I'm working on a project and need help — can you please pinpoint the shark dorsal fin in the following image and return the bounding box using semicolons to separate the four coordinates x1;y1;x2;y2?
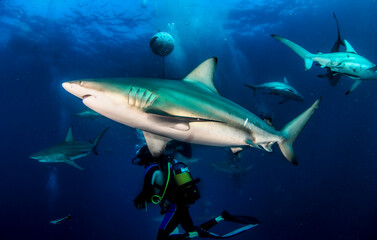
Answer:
183;57;219;93
283;77;289;84
65;126;74;142
344;40;357;54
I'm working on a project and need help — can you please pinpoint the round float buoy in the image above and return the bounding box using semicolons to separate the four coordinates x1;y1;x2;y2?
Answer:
150;32;175;57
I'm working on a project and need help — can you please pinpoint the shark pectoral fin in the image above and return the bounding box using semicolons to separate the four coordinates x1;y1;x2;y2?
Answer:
304;58;314;71
146;109;223;131
183;57;219;94
65;160;85;171
142;131;171;157
344;40;357;54
65;125;74;142
345;80;362;95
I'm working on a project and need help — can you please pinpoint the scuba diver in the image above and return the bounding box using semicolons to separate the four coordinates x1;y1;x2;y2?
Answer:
133;145;261;239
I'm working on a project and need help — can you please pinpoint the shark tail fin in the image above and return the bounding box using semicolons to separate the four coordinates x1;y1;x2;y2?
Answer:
278;98;321;165
244;83;258;96
92;127;109;155
271;34;314;71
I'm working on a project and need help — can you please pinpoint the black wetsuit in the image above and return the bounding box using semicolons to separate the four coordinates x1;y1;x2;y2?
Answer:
134;158;259;239
157;203;195;240
134;160;195;240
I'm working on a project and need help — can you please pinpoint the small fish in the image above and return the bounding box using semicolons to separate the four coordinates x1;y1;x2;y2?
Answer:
50;214;72;224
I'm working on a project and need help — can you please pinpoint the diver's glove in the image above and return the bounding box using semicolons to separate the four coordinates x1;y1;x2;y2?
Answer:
134;193;148;210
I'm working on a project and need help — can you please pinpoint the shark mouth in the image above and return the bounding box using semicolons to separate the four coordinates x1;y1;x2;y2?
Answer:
82;94;92;99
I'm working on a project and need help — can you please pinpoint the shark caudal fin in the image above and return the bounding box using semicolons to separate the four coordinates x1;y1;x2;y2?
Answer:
271;34;314;71
92;127;109;155
244;83;258;96
278;98;321;165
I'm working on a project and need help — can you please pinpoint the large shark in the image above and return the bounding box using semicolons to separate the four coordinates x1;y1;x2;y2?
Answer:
244;77;304;104
62;58;320;165
271;34;377;95
29;126;109;170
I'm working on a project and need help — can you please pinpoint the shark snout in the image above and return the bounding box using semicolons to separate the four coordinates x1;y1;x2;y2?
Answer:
29;154;38;160
62;81;92;100
29;153;42;161
63;81;81;98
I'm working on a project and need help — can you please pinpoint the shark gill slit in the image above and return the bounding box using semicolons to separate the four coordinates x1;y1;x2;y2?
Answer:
128;87;133;106
140;90;152;109
134;88;141;108
137;89;146;109
129;87;137;107
146;93;158;108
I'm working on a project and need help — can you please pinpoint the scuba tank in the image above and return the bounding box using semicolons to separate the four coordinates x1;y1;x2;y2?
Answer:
171;162;200;205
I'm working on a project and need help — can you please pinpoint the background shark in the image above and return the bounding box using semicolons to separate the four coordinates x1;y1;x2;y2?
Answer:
271;34;377;95
29;126;109;170
62;58;320;165
244;77;304;104
74;108;103;120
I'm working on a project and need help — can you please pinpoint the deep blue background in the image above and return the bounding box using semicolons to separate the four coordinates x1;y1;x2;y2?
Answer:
1;1;377;239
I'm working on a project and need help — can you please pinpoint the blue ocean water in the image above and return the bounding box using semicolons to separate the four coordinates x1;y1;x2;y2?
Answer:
1;0;377;239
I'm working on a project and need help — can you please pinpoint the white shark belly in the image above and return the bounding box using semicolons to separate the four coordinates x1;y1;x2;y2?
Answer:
83;95;249;147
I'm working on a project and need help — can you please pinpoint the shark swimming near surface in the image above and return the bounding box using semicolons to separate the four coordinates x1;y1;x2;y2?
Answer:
62;57;320;165
271;33;377;95
29;126;109;170
244;77;304;104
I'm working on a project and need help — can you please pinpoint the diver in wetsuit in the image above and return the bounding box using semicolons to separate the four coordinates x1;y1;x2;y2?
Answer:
133;145;260;239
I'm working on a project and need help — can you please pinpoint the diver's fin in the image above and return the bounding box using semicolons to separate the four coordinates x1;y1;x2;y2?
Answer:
65;160;85;171
221;210;261;225
278;98;321;165
244;83;258;96
183;57;219;93
65;125;74;142
345;80;362;95
92;127;109;155
344;40;357;54
142;131;171;157
197;211;260;239
271;34;314;71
